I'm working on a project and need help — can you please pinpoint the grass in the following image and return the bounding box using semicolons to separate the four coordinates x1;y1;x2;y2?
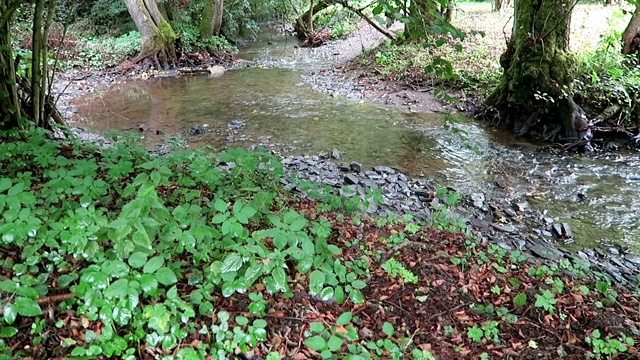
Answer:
353;2;632;99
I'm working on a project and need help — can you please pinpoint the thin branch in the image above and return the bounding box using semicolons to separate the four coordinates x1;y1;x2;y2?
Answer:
334;0;397;41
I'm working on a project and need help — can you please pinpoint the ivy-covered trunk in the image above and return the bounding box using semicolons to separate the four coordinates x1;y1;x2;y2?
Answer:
484;0;586;142
124;0;177;69
200;0;224;38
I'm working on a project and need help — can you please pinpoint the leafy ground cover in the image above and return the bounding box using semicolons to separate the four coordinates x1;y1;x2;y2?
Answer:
0;129;639;359
350;3;635;115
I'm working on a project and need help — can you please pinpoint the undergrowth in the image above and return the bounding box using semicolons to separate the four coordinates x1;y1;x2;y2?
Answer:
0;128;639;359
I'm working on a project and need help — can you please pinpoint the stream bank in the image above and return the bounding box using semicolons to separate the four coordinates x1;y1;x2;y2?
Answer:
55;23;640;287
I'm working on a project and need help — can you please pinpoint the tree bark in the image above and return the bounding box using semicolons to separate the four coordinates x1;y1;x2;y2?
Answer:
124;0;177;69
622;5;640;56
293;1;333;39
0;0;21;129
200;0;224;38
484;0;586;142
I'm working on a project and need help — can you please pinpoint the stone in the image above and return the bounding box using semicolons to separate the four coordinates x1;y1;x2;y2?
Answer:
561;223;572;238
344;174;359;185
374;165;396;174
350;162;363;173
624;254;640;265
331;149;341;160
552;223;563;237
470;192;485;208
189;125;204;135
492;224;518;234
227;119;245;130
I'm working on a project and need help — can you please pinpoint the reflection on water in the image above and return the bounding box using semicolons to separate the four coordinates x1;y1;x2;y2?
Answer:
70;34;640;252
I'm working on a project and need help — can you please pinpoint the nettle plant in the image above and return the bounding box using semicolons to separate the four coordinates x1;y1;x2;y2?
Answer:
0;129;370;358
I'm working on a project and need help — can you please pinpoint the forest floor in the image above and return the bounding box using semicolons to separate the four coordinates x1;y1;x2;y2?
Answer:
2;130;640;359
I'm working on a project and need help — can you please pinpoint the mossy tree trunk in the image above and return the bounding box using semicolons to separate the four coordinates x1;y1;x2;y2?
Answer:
622;4;640;57
484;0;586;142
0;0;21;130
1;0;62;131
124;0;177;69
200;0;224;38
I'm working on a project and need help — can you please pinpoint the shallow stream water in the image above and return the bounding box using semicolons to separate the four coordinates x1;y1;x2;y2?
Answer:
69;28;640;252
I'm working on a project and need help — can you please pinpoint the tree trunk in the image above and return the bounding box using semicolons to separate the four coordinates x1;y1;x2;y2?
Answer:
0;0;21;130
293;1;333;39
200;0;224;38
484;0;586;142
622;5;640;56
124;0;177;69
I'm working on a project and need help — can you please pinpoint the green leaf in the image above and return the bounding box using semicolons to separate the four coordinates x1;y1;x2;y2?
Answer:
327;334;343;351
351;280;366;290
305;335;326;351
382;322;395;336
0;280;16;292
309;270;325;296
143;256;164;274
213;199;228;212
310;322;324;333
155;267;177;286
319;287;334;302
235;316;249;326
271;267;288;293
3;303;17;325
298;257;313;274
0;178;11;193
15;286;38;299
128;252;148;268
221;253;244;273
105;279;129;299
513;293;527;307
336;312;352;326
289;218;307;232
212;213;228;224
0;326;17;338
139;274;158;294
349;289;365;304
7;181;25;197
14;297;41;317
327;245;341;255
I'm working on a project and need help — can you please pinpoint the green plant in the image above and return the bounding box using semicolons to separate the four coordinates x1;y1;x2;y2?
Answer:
534;289;558;315
381;258;418;284
428;187;466;233
467;321;500;344
585;330;635;359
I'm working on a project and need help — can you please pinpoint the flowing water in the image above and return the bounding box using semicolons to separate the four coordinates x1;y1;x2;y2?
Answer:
69;28;640;252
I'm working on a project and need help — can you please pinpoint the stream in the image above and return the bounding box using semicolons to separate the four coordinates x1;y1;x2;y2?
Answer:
68;27;640;254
